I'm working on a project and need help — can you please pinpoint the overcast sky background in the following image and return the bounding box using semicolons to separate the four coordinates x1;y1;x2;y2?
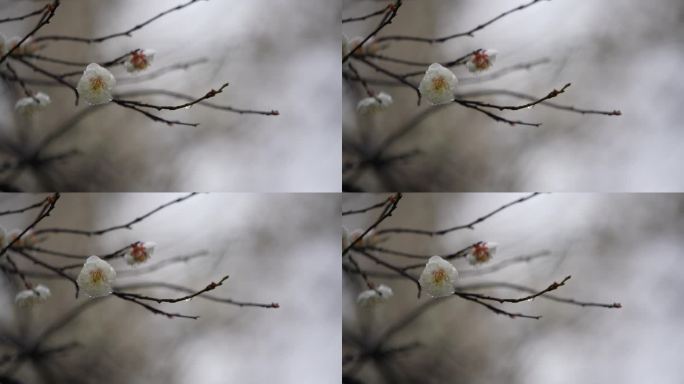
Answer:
343;0;684;191
0;193;340;383
0;0;340;192
343;193;684;383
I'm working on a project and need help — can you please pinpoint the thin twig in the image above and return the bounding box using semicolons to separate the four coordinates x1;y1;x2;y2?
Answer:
35;193;198;236
34;0;208;44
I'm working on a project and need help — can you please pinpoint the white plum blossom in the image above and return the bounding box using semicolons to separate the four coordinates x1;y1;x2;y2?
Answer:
357;284;394;307
357;92;393;114
125;49;156;73
7;229;22;247
15;92;51;115
6;36;38;56
77;255;117;298
77;63;116;105
419;255;458;298
349;228;381;248
7;228;37;248
15;284;51;307
124;241;156;265
466;49;498;73
419;63;458;105
5;36;21;56
467;242;498;265
345;36;386;56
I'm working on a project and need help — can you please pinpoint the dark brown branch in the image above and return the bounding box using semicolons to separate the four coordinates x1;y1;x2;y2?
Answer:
115;275;230;304
343;193;401;255
113;100;199;127
112;293;199;319
354;249;422;297
456;88;622;116
377;0;549;44
0;196;49;216
35;193;198;236
11;249;79;297
0;194;59;258
454;293;542;319
0;4;50;24
34;0;208;44
0;0;59;65
115;282;280;308
22;50;135;70
12;57;79;105
458;281;622;309
458;275;572;304
343;195;395;216
113;83;230;111
343;4;392;24
455;99;542;127
456;83;572;111
345;254;375;290
355;57;421;103
343;0;402;63
378;193;542;236
115;89;280;116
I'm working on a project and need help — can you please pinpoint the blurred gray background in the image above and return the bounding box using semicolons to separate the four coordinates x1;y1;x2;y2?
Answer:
343;0;684;191
0;0;341;192
0;193;340;383
343;193;684;383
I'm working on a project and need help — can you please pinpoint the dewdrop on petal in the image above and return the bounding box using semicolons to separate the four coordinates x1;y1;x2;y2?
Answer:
77;63;116;105
15;92;51;115
124;241;156;265
467;241;498;265
125;49;156;73
15;284;51;308
77;255;117;298
357;284;394;307
419;256;458;298
357;92;393;114
419;63;458;105
466;49;498;73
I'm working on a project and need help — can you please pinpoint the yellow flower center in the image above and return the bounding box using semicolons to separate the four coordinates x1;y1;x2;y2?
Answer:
431;76;448;92
432;268;448;285
89;76;106;92
90;269;105;284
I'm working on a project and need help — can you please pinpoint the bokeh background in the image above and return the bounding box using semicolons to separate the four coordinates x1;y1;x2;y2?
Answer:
0;0;341;192
0;193;340;383
343;0;684;191
343;193;684;383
